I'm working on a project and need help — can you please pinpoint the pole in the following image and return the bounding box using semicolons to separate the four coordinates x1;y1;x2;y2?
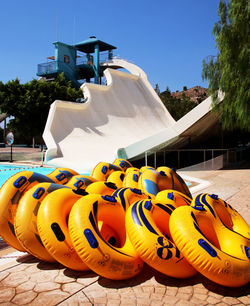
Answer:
94;44;100;84
4;119;6;139
212;149;214;169
10;144;13;162
203;150;206;168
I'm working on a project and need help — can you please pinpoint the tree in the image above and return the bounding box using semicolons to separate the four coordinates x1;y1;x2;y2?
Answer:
0;73;83;144
202;0;250;131
159;89;195;121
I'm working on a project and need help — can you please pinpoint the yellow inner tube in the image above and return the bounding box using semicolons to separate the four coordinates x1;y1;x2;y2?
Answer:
69;194;144;280
65;175;97;190
112;158;133;171
14;182;69;262
155;189;192;207
0;168;78;251
169;193;250;287
126;199;197;278
112;187;149;211
157;166;192;198
85;181;117;195
138;168;173;198
107;171;125;189
37;188;89;271
0;171;55;251
122;168;140;189
90;162;122;181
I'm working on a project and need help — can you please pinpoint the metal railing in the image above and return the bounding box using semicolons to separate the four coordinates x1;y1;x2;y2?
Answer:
77;52;115;66
37;60;78;80
144;146;250;169
37;61;57;75
76;57;88;65
38;51;115;76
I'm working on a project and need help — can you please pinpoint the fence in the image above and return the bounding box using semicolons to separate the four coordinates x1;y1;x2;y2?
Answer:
0;146;44;164
0;145;248;170
143;146;250;170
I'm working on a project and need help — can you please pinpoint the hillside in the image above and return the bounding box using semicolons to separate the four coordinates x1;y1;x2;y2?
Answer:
171;86;208;104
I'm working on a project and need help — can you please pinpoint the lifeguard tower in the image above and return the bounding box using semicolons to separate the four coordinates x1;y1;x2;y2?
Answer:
37;36;116;88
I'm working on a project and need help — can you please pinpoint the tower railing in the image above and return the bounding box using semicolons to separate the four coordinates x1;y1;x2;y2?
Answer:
76;52;115;66
76;57;88;65
37;61;57;75
38;53;116;75
38;60;78;77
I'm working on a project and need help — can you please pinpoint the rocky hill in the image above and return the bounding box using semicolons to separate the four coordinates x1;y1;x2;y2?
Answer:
171;86;208;104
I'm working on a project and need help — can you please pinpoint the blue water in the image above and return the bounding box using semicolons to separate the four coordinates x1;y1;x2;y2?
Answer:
0;164;26;170
0;164;55;188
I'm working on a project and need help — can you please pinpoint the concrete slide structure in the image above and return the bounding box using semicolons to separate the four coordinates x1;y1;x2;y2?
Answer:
43;59;223;174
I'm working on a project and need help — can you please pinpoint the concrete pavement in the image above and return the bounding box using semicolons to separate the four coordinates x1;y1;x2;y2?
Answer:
179;166;250;224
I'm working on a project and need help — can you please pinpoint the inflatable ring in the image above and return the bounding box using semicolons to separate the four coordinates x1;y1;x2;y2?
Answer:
66;175;97;190
169;193;250;287
15;183;69;262
138;168;173;198
91;162;122;181
37;188;89;270
69;194;144;279
123;168;140;189
195;194;249;239
37;188;88;271
85;181;117;195
155;190;192;207
107;171;125;189
157;166;192;198
112;158;133;171
0;171;55;251
126;199;197;278
47;168;79;184
140;166;155;172
112;187;148;211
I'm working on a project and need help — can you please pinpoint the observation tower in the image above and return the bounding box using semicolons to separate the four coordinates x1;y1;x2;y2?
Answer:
37;36;116;88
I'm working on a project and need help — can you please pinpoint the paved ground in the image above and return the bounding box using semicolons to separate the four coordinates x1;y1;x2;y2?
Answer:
0;155;249;305
0;146;43;163
179;166;250;224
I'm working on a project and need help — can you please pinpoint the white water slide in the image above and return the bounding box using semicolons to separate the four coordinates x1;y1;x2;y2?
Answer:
43;59;223;174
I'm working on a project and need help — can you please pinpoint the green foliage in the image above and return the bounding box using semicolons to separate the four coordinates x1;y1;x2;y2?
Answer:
159;89;196;121
202;0;250;131
0;73;83;144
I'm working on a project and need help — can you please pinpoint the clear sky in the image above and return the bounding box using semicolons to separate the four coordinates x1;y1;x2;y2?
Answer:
0;0;220;92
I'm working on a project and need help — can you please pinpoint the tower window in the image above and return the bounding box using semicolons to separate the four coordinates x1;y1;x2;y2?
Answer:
64;55;70;63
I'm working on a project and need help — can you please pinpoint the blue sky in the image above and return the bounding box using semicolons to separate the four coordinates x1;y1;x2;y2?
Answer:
0;0;220;92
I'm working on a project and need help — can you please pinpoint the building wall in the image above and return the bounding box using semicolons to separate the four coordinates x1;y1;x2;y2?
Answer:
54;42;76;76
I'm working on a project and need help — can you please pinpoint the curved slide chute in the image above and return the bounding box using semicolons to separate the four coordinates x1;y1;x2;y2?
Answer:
43;59;223;174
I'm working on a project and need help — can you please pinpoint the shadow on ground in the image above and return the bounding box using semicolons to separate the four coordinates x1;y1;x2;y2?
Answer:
12;255;250;298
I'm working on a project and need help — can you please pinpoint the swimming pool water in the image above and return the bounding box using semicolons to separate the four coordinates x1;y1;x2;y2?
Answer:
0;165;55;188
0;165;26;170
